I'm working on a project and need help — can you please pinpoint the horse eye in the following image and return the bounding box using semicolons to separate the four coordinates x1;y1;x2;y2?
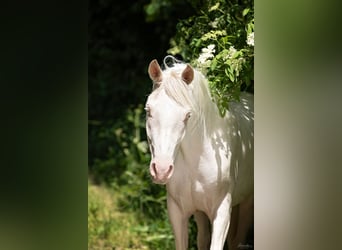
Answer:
184;112;191;122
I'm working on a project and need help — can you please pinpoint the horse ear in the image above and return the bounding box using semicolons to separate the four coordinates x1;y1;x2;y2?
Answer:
148;59;162;83
182;64;194;85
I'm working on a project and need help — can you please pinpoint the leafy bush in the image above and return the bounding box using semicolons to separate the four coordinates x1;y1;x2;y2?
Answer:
166;0;254;115
89;105;162;203
89;106;147;182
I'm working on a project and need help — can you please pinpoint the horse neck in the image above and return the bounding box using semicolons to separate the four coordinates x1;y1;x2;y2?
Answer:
181;118;204;152
179;106;223;161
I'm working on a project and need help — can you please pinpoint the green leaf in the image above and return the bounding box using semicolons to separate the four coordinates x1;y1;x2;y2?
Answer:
228;73;235;83
209;2;220;12
195;38;202;48
242;8;250;17
210;58;218;71
224;68;230;77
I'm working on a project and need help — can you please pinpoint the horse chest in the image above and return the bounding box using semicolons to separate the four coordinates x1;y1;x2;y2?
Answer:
167;169;229;215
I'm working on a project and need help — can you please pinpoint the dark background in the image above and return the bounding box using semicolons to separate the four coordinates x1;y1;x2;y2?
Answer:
89;0;194;121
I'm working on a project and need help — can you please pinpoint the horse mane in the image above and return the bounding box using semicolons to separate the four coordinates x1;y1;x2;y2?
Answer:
152;56;220;133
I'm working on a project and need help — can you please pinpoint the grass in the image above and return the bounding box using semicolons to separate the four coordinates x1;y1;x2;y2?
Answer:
88;181;175;250
88;182;148;250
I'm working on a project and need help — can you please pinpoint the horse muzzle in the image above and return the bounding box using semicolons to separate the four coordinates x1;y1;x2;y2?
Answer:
149;157;174;185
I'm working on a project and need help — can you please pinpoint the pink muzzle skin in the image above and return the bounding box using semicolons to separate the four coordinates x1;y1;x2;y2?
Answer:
149;158;174;184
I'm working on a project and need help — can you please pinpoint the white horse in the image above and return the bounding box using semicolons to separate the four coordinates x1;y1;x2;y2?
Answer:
145;57;254;250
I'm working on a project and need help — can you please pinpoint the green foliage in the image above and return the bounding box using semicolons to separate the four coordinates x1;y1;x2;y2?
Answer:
89;105;149;185
89;106;148;184
167;0;254;116
144;0;195;22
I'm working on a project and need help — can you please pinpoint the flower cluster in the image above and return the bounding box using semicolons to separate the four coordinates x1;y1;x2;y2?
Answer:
197;44;215;67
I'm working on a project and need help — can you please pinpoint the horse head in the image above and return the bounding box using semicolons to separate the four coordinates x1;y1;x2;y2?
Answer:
145;59;193;184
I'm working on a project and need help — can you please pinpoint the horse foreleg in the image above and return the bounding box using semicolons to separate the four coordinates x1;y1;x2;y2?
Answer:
210;194;232;250
167;195;189;250
229;194;254;250
194;211;211;250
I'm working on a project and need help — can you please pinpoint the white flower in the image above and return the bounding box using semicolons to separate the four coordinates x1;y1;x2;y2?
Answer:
224;46;237;60
197;44;216;65
197;54;212;64
203;44;215;54
247;32;254;46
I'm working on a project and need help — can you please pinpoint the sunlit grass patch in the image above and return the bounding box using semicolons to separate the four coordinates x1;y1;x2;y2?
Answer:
88;182;149;250
88;180;177;250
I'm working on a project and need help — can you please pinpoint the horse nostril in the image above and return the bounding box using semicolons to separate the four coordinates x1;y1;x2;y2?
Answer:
151;162;157;177
167;165;174;176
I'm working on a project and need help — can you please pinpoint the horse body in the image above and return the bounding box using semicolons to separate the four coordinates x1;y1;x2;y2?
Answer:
145;58;253;250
